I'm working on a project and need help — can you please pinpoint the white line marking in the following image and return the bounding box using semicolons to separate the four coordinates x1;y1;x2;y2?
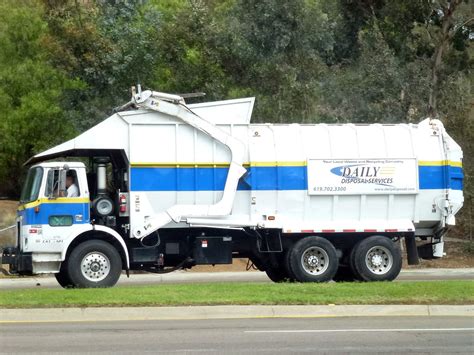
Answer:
245;328;474;334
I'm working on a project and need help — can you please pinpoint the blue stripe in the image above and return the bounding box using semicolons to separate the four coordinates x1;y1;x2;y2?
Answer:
131;165;463;192
18;203;90;225
130;166;307;191
419;166;463;190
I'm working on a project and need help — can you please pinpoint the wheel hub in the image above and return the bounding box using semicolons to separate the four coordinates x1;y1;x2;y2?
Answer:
365;246;394;275
307;255;319;266
90;262;101;272
371;254;383;267
301;246;329;275
81;252;111;282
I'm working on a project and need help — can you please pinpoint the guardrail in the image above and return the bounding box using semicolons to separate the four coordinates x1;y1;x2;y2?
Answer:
0;225;15;234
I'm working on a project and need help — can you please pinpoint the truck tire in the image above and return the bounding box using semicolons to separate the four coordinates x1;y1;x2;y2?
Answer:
67;240;122;288
54;261;73;288
352;236;402;281
284;248;296;280
288;237;338;282
263;250;297;282
348;243;361;280
265;267;290;282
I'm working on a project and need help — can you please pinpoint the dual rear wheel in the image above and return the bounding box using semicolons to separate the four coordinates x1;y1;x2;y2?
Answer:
348;236;402;282
264;235;402;283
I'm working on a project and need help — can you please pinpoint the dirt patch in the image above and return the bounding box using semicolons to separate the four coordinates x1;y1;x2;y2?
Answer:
404;240;474;269
0;200;17;247
0;200;17;223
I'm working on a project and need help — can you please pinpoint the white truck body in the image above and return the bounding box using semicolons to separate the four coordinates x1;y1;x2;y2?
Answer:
2;89;464;287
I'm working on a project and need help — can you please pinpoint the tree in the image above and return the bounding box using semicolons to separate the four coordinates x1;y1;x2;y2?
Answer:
426;0;473;118
150;0;231;101
0;0;79;197
41;0;162;131
214;0;337;123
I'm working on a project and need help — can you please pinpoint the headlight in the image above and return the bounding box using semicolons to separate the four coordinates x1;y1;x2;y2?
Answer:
93;196;114;217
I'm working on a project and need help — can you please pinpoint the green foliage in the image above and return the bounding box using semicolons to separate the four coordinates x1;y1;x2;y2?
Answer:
215;0;336;122
0;0;471;238
150;0;230;100
320;24;431;123
41;0;162;131
0;0;79;197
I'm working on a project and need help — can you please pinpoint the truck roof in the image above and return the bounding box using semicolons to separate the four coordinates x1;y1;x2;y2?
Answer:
32;162;86;169
25;91;436;166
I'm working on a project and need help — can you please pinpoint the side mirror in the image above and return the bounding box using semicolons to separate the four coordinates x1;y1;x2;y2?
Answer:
59;170;67;196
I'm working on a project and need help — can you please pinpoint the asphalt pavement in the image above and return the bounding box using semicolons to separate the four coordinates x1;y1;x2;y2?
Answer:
1;316;473;354
0;268;473;290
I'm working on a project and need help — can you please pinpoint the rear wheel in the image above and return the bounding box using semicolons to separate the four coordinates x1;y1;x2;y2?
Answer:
265;267;287;282
288;237;338;282
352;236;402;281
67;240;122;288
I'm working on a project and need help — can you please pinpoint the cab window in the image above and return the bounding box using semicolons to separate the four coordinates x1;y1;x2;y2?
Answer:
45;169;80;198
45;169;59;197
20;167;43;203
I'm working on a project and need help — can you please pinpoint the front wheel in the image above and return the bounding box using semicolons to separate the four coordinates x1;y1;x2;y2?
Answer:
67;240;122;288
352;236;402;281
288;237;338;282
54;261;73;288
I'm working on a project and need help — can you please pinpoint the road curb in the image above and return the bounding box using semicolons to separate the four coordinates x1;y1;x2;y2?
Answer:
1;305;473;323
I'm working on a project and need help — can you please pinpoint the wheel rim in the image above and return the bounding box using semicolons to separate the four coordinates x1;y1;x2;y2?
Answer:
301;246;329;275
365;246;393;275
81;252;111;282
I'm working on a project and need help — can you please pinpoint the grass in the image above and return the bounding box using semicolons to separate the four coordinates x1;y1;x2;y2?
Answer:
0;281;473;308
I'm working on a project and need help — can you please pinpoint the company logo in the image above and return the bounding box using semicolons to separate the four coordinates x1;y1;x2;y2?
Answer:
330;164;395;186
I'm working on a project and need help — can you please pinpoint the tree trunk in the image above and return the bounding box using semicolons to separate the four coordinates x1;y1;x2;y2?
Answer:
428;0;462;118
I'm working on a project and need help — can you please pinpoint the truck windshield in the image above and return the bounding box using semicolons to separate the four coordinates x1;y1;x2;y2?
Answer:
20;167;43;203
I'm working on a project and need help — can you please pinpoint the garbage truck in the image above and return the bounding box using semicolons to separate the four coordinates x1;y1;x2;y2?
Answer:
0;87;464;287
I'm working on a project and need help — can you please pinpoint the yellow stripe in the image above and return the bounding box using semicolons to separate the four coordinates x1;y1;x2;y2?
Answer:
131;161;308;168
131;162;231;168
418;160;462;167
249;161;306;167
19;197;90;210
132;160;462;168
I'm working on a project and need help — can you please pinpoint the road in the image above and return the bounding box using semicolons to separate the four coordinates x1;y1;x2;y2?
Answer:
1;316;472;353
0;268;473;289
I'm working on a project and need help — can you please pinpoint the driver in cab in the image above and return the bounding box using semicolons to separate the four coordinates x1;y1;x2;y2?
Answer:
65;171;79;197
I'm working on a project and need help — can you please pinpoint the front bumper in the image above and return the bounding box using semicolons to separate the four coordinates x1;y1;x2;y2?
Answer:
1;247;33;275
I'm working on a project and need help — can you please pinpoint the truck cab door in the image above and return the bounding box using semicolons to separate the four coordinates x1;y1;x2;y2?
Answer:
17;166;90;255
43;167;90;226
